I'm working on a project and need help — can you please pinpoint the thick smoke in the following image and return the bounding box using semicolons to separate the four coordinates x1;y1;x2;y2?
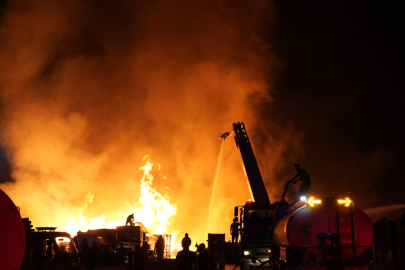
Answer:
0;1;298;242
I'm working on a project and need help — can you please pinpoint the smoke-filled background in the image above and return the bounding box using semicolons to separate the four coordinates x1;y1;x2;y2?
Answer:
0;0;281;243
0;0;404;244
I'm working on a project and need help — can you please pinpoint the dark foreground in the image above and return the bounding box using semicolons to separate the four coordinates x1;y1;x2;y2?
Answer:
39;260;246;270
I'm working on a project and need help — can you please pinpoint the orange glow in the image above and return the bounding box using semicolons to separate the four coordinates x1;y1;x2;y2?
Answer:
0;0;298;247
60;156;177;237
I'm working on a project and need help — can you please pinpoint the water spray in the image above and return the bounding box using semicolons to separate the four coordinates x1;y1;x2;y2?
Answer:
206;140;224;234
206;130;232;234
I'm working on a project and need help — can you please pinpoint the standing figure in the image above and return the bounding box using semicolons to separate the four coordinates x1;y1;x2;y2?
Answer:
197;243;210;270
174;235;196;270
154;235;165;260
182;233;191;248
289;163;311;200
230;217;240;243
126;214;135;226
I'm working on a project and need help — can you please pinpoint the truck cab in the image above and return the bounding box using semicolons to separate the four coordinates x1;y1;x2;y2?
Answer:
237;201;277;269
32;227;80;268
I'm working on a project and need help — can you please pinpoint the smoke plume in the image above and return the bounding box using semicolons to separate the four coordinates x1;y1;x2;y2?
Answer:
0;0;299;243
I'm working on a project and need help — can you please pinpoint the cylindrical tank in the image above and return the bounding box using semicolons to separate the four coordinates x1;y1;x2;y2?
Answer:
0;189;26;270
274;197;374;258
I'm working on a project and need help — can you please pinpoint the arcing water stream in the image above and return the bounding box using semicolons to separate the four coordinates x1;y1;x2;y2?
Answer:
206;139;225;234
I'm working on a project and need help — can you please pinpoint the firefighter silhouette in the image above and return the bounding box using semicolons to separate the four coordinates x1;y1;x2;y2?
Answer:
126;214;134;226
197;243;210;270
175;234;196;270
289;163;311;199
154;235;165;259
230;217;240;243
182;233;191;248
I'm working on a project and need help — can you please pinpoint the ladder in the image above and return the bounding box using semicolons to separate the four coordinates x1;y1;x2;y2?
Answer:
337;203;356;259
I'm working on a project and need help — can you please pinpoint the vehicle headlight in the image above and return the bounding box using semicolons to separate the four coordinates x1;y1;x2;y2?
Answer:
243;250;252;256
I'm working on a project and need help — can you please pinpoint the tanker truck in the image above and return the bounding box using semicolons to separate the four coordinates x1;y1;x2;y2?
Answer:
223;122;374;270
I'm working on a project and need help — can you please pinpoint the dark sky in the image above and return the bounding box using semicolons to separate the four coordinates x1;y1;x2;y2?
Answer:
0;0;11;183
257;1;404;209
0;1;404;212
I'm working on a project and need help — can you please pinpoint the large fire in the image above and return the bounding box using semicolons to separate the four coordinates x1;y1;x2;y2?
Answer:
0;0;281;253
60;156;177;240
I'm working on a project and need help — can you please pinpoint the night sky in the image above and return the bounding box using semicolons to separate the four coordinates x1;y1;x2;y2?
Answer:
0;1;404;221
258;1;404;210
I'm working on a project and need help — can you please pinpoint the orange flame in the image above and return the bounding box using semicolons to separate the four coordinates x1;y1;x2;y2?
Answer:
60;156;177;237
136;156;177;234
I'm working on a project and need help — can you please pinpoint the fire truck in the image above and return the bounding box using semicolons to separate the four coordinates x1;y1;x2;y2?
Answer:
223;122;374;270
84;223;149;252
20;221;81;269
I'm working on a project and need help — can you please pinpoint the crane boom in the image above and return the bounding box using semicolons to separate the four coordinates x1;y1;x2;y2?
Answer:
232;122;270;204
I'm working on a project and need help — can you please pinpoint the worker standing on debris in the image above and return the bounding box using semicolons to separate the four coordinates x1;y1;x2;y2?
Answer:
289;163;311;199
230;217;240;243
126;214;134;226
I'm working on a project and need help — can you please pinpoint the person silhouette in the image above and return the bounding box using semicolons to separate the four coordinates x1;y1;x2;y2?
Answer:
289;163;311;200
230;217;240;243
197;243;209;270
182;233;191;248
154;235;165;259
126;214;134;226
175;235;196;270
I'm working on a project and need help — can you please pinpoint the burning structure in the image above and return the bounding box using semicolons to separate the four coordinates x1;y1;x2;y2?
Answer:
0;0;285;247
